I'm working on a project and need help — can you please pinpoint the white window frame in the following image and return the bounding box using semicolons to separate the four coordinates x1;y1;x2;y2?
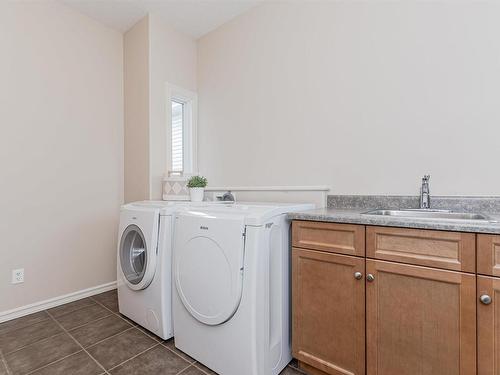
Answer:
166;83;197;174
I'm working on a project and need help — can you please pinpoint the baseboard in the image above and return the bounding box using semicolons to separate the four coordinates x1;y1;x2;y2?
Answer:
0;281;117;323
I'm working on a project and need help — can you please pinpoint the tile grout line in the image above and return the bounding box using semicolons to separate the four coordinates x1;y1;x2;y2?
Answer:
47;300;98;320
89;296;142;330
0;297;98;345
1;293;119;375
106;343;161;372
3;292;296;375
89;294;196;372
88;296;166;346
91;292;221;375
0;313;51;336
65;311;114;332
136;327;162;343
192;362;216;375
0;349;13;375
159;342;196;364
85;326;136;350
89;296;167;346
2;330;66;356
24;350;85;375
4;335;73;374
89;295;116;312
88;296;133;325
46;310;111;375
0;315;56;357
175;363;195;375
3;307;118;357
91;295;204;371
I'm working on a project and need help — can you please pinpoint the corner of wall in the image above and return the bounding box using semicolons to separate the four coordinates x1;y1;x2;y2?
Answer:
123;14;150;203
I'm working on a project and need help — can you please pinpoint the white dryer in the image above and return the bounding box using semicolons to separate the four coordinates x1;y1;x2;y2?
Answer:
172;202;314;375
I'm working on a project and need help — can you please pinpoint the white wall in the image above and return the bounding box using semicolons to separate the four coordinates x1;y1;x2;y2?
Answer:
149;13;198;200
124;16;150;203
197;2;500;196
0;2;123;312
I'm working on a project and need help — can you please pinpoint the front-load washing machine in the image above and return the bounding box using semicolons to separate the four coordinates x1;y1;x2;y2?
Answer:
172;202;314;375
117;201;178;339
117;200;223;339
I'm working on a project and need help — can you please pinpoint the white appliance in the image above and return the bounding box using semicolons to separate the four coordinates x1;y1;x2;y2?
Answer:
117;201;177;339
172;202;314;375
117;200;221;339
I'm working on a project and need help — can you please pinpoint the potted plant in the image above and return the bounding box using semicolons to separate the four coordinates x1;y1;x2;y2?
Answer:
187;175;208;202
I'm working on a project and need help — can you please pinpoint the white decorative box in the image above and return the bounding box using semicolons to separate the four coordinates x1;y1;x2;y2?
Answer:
162;171;191;201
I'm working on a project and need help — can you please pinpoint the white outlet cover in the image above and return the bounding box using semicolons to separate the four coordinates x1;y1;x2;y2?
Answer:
12;268;24;284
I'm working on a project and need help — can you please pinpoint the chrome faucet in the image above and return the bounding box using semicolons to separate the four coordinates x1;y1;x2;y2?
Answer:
221;190;235;202
420;175;431;209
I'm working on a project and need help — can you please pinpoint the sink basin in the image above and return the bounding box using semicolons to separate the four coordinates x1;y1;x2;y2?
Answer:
362;209;495;221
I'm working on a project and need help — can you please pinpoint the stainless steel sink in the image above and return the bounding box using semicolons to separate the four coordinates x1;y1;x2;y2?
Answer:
362;209;495;221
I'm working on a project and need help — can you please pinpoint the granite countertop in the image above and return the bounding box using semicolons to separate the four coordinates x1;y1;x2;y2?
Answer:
287;195;500;234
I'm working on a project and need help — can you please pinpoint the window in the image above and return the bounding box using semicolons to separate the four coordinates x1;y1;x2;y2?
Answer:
171;100;184;172
167;84;197;174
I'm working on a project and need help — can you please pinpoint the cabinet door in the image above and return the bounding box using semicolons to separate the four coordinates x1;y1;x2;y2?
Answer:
292;248;365;375
366;259;476;375
477;275;500;375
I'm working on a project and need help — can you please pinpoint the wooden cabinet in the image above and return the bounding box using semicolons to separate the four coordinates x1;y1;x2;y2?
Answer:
366;226;476;272
366;259;476;375
292;221;482;375
477;275;500;375
293;220;365;257
292;248;365;375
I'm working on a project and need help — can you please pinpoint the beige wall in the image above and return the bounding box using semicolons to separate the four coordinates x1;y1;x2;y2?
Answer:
149;13;198;200
0;2;123;312
124;16;150;203
123;13;197;201
197;2;500;196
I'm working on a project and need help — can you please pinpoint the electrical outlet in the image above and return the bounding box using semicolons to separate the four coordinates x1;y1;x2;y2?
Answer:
12;268;24;284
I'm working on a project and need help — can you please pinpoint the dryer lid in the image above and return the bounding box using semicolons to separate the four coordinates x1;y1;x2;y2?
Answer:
174;212;245;326
171;202;315;226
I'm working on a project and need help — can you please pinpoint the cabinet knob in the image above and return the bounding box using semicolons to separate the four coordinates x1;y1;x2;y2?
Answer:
480;294;492;305
354;272;363;280
366;274;375;282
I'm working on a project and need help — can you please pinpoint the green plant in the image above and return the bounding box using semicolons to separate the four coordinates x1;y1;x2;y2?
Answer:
187;175;208;188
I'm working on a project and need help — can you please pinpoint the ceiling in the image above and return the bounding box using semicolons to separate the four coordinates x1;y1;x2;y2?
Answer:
62;0;262;38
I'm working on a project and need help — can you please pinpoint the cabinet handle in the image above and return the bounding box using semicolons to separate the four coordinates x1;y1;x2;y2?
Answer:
480;294;492;305
354;272;363;280
366;274;375;282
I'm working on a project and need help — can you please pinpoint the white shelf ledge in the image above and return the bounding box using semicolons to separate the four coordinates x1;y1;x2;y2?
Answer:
204;186;330;192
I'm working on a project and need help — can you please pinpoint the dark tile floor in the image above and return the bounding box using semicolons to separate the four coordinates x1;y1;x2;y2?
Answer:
0;290;304;375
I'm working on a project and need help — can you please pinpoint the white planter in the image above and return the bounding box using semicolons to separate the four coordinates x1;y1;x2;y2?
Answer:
189;187;205;202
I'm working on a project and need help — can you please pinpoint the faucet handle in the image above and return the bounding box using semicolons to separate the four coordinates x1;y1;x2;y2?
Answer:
423;174;430;182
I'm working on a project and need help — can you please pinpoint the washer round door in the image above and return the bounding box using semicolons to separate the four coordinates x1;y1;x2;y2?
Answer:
119;224;156;290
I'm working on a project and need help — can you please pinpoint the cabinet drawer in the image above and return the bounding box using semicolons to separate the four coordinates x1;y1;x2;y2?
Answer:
292;220;365;257
366;226;475;272
477;234;500;276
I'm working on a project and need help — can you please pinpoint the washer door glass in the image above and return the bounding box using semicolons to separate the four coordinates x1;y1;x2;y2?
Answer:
120;225;147;285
